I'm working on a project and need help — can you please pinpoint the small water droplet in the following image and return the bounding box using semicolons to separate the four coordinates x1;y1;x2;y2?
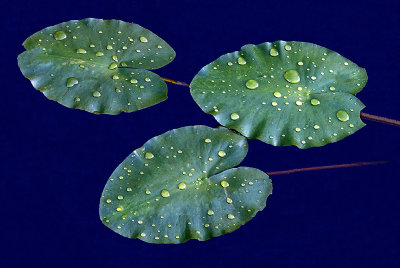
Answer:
298;61;304;66
227;214;235;220
53;31;66;40
269;48;279;56
310;99;320;106
221;180;229;188
140;233;146;237
117;195;123;200
74;97;80;102
218;150;226;157
145;77;151;82
145;189;151;195
66;77;79;88
273;91;282;98
284;45;292;51
271;101;278;106
336;110;349;122
96;51;104;57
130;79;138;84
314;125;320;129
92;91;101;98
230;113;239;120
237;57;246;65
76;48;87;54
311;76;317;80
284;70;300;84
226;197;233;204
245;79;259;89
329;86;335;91
106;45;113;50
106;199;112;203
178;182;187;190
108;62;118;70
112;74;119;80
140;36;148;43
145;152;154;159
205;138;211;143
295;127;301;132
207;209;214;216
296;101;303;106
161;189;170;198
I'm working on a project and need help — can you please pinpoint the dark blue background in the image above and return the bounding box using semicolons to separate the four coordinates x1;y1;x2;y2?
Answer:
1;0;399;267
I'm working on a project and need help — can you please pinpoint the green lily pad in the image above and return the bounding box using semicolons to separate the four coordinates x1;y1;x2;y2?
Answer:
190;41;368;148
18;18;175;114
99;125;272;244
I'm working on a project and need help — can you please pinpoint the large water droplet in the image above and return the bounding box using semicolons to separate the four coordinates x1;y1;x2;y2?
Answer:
270;48;279;57
218;151;226;157
207;209;214;216
178;182;187;190
92;91;101;98
284;70;300;84
273;91;282;98
53;31;66;40
310;99;320;106
96;51;104;57
140;36;148;43
76;48;87;54
221;180;229;188
230;113;239;120
108;62;118;70
66;77;79;88
227;214;235;220
245;79;259;89
145;152;154;159
336;110;349;122
161;189;170;198
237;57;246;65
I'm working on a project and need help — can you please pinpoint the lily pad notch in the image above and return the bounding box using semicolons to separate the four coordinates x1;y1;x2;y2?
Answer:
99;125;273;244
18;18;176;114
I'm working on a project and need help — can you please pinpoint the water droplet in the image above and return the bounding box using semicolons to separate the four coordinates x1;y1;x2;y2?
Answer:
226;197;233;204
130;79;138;84
116;207;123;212
284;70;300;84
295;127;301;132
92;91;101;98
112;55;118;62
336;110;349;122
269;48;279;56
145;77;151;82
108;62;118;70
230;113;239;120
161;189;170;198
76;48;87;54
218;150;226;157
273;91;282;98
314;125;320;130
178;182;187;190
329;86;335;91
117;195;123;200
145;152;154;159
140;36;148;43
310;99;320;106
271;101;278;106
237;57;246;65
207;209;214;216
284;45;292;51
205;138;211;143
66;77;79;88
227;214;235;220
74;97;80;102
106;45;113;50
245;79;259;89
296;101;303;106
140;233;146;237
221;180;229;188
311;76;317;80
112;74;119;80
145;189;151;195
96;51;104;57
127;187;132;192
53;31;66;40
106;199;112;203
298;61;304;66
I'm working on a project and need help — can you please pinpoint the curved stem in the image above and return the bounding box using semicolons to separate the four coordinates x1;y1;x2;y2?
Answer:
267;160;387;176
360;112;400;127
161;77;190;87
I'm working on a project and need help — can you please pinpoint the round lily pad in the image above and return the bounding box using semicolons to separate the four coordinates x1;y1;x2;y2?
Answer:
99;125;272;244
18;18;175;114
190;41;368;148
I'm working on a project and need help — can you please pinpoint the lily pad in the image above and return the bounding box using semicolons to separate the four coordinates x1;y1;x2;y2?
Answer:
190;41;368;148
18;18;175;114
99;125;272;244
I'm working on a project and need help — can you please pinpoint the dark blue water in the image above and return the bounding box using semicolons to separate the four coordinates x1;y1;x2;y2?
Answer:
1;0;399;267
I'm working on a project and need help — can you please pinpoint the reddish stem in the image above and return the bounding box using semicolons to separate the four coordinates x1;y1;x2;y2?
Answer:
360;112;400;127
